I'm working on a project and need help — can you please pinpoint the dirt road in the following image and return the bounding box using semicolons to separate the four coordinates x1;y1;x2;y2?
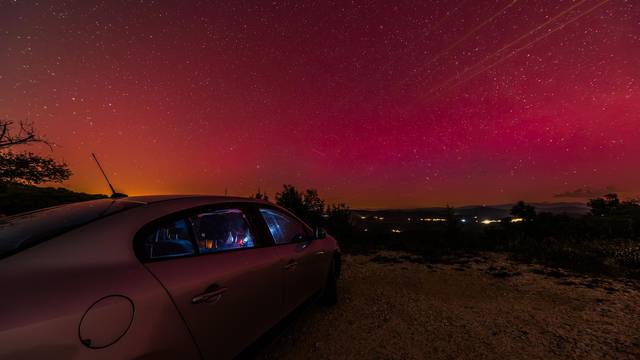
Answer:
253;251;640;359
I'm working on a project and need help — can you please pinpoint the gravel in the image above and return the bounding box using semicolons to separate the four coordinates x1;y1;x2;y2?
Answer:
250;251;640;360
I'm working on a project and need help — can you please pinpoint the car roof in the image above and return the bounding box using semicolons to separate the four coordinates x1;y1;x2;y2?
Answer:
124;194;255;204
0;195;267;259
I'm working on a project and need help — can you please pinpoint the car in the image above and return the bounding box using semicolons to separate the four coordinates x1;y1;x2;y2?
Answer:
0;195;341;359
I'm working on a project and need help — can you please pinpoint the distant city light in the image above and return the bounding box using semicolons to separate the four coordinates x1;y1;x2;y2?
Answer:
511;217;524;223
460;219;467;223
419;218;447;222
391;229;402;233
481;219;500;225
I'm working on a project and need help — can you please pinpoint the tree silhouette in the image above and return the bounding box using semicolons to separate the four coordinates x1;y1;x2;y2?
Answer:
442;205;462;246
303;188;325;226
0;120;71;185
588;193;620;216
275;184;327;227
0;152;71;184
0;120;49;149
275;184;306;218
326;203;352;241
252;189;269;201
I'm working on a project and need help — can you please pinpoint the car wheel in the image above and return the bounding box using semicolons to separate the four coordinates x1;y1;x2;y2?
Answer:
320;260;338;306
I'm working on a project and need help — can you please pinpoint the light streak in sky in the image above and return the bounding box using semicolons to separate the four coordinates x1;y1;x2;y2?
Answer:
424;0;592;99
434;0;613;97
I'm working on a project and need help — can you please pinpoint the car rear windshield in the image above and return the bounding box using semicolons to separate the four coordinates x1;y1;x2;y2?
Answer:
0;199;144;259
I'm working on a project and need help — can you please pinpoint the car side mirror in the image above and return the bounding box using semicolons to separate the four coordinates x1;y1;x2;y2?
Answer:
314;227;327;240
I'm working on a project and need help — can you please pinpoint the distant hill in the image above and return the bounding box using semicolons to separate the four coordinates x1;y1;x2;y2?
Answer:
354;202;590;220
457;202;590;218
527;202;591;215
0;183;107;216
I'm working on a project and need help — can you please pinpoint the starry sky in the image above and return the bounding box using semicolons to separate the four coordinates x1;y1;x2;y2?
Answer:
1;0;638;208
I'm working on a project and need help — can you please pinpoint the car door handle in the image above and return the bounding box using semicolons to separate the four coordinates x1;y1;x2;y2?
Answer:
192;285;227;304
284;260;298;270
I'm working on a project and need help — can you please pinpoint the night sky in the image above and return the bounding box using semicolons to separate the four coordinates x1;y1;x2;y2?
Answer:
1;0;638;208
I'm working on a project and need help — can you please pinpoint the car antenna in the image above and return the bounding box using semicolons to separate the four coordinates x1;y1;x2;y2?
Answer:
91;153;128;198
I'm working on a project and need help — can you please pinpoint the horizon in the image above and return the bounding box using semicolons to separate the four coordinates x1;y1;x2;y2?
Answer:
9;182;606;211
352;201;592;211
2;1;638;208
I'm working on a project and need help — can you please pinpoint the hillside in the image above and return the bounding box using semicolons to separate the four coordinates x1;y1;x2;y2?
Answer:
0;183;107;216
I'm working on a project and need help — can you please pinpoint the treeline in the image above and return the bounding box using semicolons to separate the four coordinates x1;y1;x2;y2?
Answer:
260;186;640;278
343;194;640;278
252;185;353;242
490;195;640;275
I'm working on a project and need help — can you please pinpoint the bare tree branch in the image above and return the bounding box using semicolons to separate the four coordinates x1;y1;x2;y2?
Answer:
0;119;52;150
0;121;9;141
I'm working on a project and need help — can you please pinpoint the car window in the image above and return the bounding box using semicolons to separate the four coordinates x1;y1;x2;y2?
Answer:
259;208;307;244
190;209;255;253
142;218;195;260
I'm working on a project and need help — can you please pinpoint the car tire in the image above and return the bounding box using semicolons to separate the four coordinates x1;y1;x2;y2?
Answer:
320;260;338;306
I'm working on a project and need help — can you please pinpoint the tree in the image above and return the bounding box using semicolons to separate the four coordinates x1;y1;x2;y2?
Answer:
326;203;352;241
588;193;620;216
275;184;306;219
445;205;460;243
275;184;354;246
0;120;71;185
511;201;536;221
0;152;71;184
303;188;325;226
275;184;329;227
0;120;48;149
251;189;269;201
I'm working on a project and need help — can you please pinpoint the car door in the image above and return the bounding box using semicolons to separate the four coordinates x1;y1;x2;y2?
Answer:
257;207;325;313
137;205;282;359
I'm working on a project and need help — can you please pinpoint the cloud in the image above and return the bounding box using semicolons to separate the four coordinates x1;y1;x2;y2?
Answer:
553;186;620;199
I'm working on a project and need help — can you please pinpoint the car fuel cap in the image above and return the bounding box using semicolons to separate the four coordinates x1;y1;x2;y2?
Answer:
78;295;134;349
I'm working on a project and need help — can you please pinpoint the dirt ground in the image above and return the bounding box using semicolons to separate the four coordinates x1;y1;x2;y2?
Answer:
251;251;640;359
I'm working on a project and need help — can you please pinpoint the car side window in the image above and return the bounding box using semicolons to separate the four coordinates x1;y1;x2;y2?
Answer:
142;218;196;260
190;208;255;253
259;208;308;244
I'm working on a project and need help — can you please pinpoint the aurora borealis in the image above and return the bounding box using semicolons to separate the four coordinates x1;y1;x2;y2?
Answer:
1;0;638;208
